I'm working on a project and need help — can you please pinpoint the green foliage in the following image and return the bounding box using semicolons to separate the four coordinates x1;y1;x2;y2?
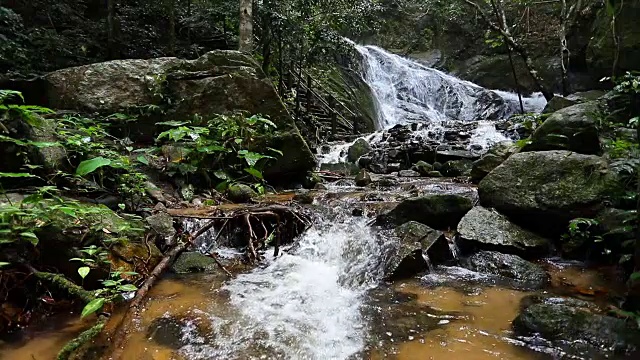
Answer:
75;157;113;176
155;112;282;190
562;218;602;245
0;89;53;127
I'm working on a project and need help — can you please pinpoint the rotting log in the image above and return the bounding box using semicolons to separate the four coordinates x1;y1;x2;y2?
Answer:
56;316;107;360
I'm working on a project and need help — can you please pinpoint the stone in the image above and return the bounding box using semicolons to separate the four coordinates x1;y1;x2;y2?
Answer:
387;221;454;279
523;102;601;154
226;183;257;203
41;50;315;181
456;206;550;256
513;300;640;358
382;194;473;230
426;171;443;177
147;315;211;349
440;159;473;177
465;251;549;289
413;160;433;176
377;176;398;187
355;169;372;187
171;252;218;274
470;154;503;183
542;95;578;113
435;150;479;163
478;151;614;235
398;170;420;177
302;172;323;189
145;212;175;238
293;191;315;204
347;138;372;163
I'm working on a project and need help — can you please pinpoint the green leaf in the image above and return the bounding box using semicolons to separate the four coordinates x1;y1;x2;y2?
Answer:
244;167;264;179
20;232;38;245
118;203;126;210
213;170;229;180
81;298;105;318
76;157;112;176
215;180;229;192
118;284;138;292
156;120;189;127
78;266;90;279
136;155;149;165
102;280;118;287
0;172;37;178
0;262;10;267
631;272;640;282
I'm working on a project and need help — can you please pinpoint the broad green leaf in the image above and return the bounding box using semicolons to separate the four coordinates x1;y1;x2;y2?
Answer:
76;157;112;176
78;266;90;279
20;231;38;245
244;167;264;179
0;262;9;267
118;284;137;292
213;170;229;180
81;297;105;318
102;280;118;287
136;155;149;165
631;272;640;282
215;180;229;192
156;120;189;126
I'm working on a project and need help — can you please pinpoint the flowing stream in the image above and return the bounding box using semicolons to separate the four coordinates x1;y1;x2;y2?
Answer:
0;43;620;360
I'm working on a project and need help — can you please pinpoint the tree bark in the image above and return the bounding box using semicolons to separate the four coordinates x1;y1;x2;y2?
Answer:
463;0;554;101
107;0;117;59
239;0;253;52
167;0;176;56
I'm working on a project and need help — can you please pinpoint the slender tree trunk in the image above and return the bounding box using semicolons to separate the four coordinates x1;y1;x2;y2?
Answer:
107;0;117;59
464;0;554;100
560;0;570;95
260;1;272;75
167;0;176;56
239;0;253;52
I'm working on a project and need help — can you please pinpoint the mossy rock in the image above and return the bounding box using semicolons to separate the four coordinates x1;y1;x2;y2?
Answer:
382;194;473;230
170;252;218;274
227;183;257;203
412;160;433;176
347;138;372;163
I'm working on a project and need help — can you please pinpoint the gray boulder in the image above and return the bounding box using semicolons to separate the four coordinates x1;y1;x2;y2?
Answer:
412;160;433;176
347;138;372;163
398;170;420;177
381;194;473;230
523;102;601;154
227;183;258;203
440;159;473;177
145;212;176;238
457;206;550;256
470;141;519;183
42;50;315;180
387;221;454;279
479;151;614;234
465;251;549;289
171;252;218;274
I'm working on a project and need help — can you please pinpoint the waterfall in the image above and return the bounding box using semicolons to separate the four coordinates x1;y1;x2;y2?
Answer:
353;44;546;130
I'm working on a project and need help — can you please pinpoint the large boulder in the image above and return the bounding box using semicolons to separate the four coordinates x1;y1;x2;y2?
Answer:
478;151;614;234
440;159;473;177
347;138;372;163
513;297;640;358
457;206;550;256
380;194;473;230
465;251;549;289
470;141;518;183
41;50;315;181
386;221;454;279
523;102;601;154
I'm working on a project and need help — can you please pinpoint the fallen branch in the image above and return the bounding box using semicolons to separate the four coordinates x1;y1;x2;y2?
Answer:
28;267;95;304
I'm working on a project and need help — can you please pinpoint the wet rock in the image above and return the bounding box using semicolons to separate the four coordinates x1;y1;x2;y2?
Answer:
347;138;372;163
147;317;186;349
352;208;364;217
456;206;550;256
387;222;454;279
432;162;443;171
355;169;372;187
398;170;420;177
145;212;176;238
440;159;473;177
542;95;578;113
302;172;323;189
426;171;443;177
226;183;257;203
523;102;601;154
314;183;328;190
413;160;433;176
382;194;473;230
145;181;167;203
470;155;503;182
180;184;195;202
478;151;614;235
435;150;480;163
171;252;218;274
513;300;640;358
465;251;549;289
376;176;398;187
293;191;315;204
320;162;360;176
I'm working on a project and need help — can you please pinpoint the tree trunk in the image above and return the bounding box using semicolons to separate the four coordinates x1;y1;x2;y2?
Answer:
464;0;554;101
239;0;253;52
260;2;272;75
107;0;117;59
560;0;571;95
167;0;176;56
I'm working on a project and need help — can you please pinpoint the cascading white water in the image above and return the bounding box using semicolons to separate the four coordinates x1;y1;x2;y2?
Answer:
180;206;385;360
354;45;521;129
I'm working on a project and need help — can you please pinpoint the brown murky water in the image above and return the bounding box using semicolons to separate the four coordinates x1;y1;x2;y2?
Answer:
0;258;622;360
